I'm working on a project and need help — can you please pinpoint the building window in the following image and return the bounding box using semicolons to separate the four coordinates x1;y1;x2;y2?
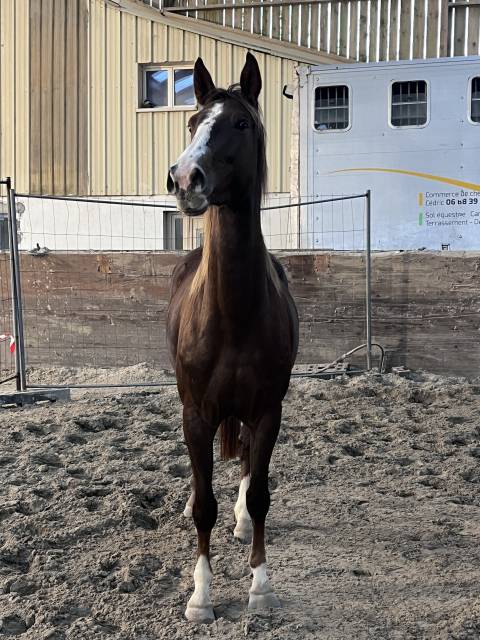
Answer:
471;77;480;123
391;80;428;127
141;66;195;109
163;211;184;250
314;85;349;131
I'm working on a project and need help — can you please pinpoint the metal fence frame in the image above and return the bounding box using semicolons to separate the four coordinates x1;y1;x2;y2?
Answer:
4;182;373;390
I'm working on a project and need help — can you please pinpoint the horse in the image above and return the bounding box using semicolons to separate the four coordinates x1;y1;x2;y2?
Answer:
166;52;299;623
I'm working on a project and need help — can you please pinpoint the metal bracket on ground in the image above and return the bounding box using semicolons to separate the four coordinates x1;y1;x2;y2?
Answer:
0;387;71;408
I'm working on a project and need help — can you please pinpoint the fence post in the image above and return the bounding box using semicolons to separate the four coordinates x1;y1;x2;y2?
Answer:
6;180;27;391
365;189;372;370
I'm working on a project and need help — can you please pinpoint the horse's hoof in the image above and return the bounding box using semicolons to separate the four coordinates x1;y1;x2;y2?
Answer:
248;591;281;610
183;504;193;518
185;604;215;623
233;518;252;543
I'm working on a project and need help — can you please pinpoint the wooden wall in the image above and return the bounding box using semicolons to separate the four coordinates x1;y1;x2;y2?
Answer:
167;0;480;60
17;250;480;376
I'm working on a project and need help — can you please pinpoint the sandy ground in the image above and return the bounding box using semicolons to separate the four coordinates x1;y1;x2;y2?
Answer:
1;369;480;639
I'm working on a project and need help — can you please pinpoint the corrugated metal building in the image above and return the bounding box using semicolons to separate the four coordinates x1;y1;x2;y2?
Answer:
0;0;342;198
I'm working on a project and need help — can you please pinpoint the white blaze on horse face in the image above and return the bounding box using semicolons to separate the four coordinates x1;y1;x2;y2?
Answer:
185;555;215;622
234;474;252;540
175;102;223;192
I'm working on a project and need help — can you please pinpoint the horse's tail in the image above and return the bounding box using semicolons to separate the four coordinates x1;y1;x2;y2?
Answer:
219;416;242;460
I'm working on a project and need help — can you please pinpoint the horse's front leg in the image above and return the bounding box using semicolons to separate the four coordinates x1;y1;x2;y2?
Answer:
247;405;282;610
182;404;217;623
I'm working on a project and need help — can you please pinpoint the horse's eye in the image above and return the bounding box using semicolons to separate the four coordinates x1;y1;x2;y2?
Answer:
188;125;192;133
236;119;249;130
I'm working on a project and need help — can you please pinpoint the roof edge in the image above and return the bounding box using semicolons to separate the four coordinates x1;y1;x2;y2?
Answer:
115;0;351;65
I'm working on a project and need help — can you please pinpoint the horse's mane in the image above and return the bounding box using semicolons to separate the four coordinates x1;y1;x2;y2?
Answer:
202;84;267;210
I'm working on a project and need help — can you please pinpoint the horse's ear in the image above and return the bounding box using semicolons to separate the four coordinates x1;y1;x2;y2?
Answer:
194;57;215;106
240;52;262;107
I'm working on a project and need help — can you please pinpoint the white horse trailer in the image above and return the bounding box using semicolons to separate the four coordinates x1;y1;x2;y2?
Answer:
297;57;480;250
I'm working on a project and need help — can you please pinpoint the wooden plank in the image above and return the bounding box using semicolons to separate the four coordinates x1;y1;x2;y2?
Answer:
290;2;300;45
15;0;30;192
29;0;42;193
454;4;466;56
388;0;400;60
426;0;440;58
399;0;412;59
310;2;319;49
282;1;292;42
271;3;281;39
90;0;106;195
321;1;331;53
339;1;350;58
329;1;339;54
121;11;138;195
369;0;379;61
467;5;480;55
358;0;369;61
65;0;79;194
379;0;390;60
52;0;66;195
412;0;426;59
348;1;358;59
77;0;89;194
106;5;121;195
41;0;54;194
299;2;310;48
439;0;449;56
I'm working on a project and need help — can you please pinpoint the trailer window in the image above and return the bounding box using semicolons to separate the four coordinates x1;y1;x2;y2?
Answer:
391;81;427;127
471;77;480;123
314;85;349;131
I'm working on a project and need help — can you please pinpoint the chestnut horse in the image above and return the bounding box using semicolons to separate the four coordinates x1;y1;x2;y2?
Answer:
166;53;299;622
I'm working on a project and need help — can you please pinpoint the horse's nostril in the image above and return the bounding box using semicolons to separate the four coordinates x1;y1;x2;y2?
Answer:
190;167;206;192
166;172;175;194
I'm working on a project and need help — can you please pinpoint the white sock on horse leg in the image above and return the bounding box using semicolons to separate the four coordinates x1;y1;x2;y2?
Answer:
234;475;252;541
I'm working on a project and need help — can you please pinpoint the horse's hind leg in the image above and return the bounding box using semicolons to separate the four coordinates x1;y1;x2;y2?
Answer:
234;423;253;542
182;404;217;623
246;405;282;610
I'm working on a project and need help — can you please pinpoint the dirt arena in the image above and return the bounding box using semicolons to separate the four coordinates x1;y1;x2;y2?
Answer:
1;369;479;639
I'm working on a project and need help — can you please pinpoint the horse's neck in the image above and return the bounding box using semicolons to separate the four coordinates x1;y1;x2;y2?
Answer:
192;205;267;317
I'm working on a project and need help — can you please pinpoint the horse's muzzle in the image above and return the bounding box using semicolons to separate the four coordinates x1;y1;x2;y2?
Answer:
167;164;209;215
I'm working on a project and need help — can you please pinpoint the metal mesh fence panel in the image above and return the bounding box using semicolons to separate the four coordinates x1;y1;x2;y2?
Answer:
13;192;370;388
0;182;16;385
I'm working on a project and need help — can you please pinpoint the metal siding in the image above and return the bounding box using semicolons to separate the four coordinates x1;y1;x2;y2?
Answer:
15;0;30;192
121;11;138;194
52;0;66;194
106;5;121;194
153;112;169;194
167;24;184;60
90;0;106;195
1;0;16;181
153;20;168;60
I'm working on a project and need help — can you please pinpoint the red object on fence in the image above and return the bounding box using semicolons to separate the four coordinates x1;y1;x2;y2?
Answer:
0;334;15;353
